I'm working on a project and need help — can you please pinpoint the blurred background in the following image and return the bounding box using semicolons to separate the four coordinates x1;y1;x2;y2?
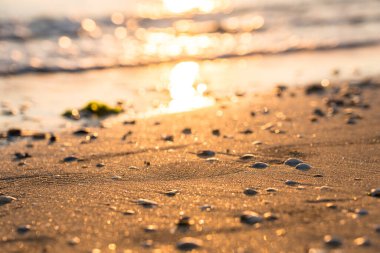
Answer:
1;0;380;130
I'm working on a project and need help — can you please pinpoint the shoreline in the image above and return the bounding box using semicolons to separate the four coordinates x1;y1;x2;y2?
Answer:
1;77;379;252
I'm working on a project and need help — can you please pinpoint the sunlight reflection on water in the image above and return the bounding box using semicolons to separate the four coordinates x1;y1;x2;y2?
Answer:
167;61;214;112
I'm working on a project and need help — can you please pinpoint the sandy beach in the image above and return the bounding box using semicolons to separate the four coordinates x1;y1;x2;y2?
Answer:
1;77;379;253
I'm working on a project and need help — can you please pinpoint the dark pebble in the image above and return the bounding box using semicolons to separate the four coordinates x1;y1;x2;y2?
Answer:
197;150;215;158
182;128;192;135
14;152;32;160
17;225;31;234
244;188;259;196
176;237;203;251
212;129;221;136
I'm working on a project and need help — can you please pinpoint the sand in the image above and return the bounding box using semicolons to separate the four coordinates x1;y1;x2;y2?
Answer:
0;79;380;253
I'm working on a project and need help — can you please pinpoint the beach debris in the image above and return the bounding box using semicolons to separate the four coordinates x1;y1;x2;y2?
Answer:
63;156;80;162
263;212;279;221
244;188;258;196
164;189;179;197
68;237;81;246
197;150;215;158
17;225;31;234
14;152;32;160
240;129;253;134
284;158;303;167
63;101;123;119
239;154;255;161
200;204;213;212
123;210;136;216
251;162;269;169
161;135;174;142
0;195;17;205
240;211;263;225
144;225;158;233
285;180;299;186
353;237;371;247
182;128;192;135
176;237;203;251
368;188;380;198
324;235;342;248
295;163;312;171
135;199;158;208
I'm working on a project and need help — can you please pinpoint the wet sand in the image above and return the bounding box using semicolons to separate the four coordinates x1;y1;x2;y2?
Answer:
1;78;380;252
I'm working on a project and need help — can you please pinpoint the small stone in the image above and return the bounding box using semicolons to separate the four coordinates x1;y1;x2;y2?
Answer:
73;128;91;136
285;180;299;186
144;225;158;233
49;134;58;143
162;135;174;142
324;235;342;248
182;128;192;135
177;216;194;227
32;132;49;140
263;212;278;221
284;158;303;167
63;156;79;162
0;195;17;205
111;175;122;180
128;166;138;170
326;203;337;209
206;157;219;162
346;117;356;125
14;152;32;160
374;224;380;233
353;237;371;247
368;188;380;198
313;108;325;117
142;240;154;248
123;120;136;125
212;129;221;136
239;154;255;160
313;174;323;178
200;204;213;212
266;188;278;193
7;128;22;137
354;208;368;216
197;150;215;158
295;163;312;171
240;211;263;225
96;163;105;168
68;237;80;246
164;189;179;197
135;199;158;208
17;225;31;234
123;210;135;216
240;129;253;135
252;141;262;145
244;188;258;196
176;237;203;251
251;162;269;169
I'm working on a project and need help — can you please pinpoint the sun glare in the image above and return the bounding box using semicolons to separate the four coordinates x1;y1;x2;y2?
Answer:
168;62;214;111
163;0;216;14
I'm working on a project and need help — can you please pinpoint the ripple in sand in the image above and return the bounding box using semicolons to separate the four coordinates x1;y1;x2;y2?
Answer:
240;211;263;225
251;162;269;169
176;237;203;251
